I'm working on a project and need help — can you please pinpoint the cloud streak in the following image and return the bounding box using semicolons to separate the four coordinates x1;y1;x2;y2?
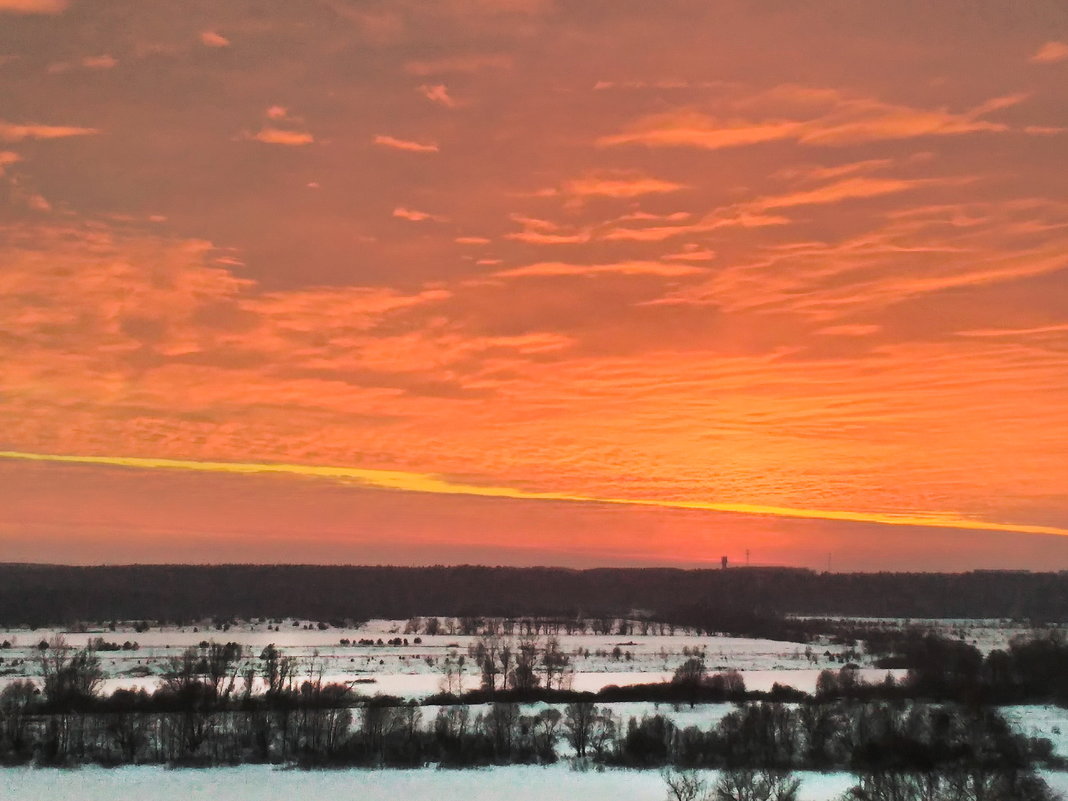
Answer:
4;450;1064;538
373;134;439;152
0;120;98;142
600;90;1030;151
247;127;314;146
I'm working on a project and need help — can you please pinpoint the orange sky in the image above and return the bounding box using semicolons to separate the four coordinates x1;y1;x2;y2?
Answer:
1;1;1067;569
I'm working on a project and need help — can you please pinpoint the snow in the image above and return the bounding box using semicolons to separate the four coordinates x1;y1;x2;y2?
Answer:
0;764;858;801
0;617;903;701
1003;706;1068;759
2;765;1066;801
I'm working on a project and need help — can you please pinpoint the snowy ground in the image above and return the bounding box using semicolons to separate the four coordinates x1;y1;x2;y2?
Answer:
0;764;855;801
1005;706;1068;759
3;616;1065;792
0;616;962;699
3;765;1068;801
791;616;1041;654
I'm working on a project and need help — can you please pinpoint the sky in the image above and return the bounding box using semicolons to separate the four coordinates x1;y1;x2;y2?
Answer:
1;0;1067;570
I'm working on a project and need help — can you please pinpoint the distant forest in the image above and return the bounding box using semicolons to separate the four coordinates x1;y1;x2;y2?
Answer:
1;565;1067;626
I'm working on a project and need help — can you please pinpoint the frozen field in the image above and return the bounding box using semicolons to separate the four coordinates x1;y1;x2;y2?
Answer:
0;765;854;801
3;765;1068;801
0;615;977;699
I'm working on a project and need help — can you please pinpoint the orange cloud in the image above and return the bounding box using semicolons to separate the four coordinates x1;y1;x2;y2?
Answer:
404;54;511;75
600;89;1029;150
4;450;1066;539
418;84;457;107
1030;41;1068;64
816;324;881;337
0;0;66;12
0;150;19;175
561;172;687;199
247;127;314;146
393;206;446;222
493;260;706;278
663;246;715;261
82;54;117;69
373;134;439;152
200;30;231;48
957;323;1068;338
0;120;98;142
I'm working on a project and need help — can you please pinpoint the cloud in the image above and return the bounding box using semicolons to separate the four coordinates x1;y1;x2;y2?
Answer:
663;246;715;262
456;236;491;244
48;54;118;73
600;111;799;150
0;0;66;13
600;176;926;244
82;54;118;69
957;323;1068;338
1030;41;1068;64
505;214;591;245
3;450;1065;538
247;127;314;146
0;150;19;176
651;197;1068;319
200;30;231;48
493;260;706;279
0;120;98;142
404;54;511;75
756;177;930;210
266;106;288;120
817;324;882;337
506;230;590;244
599;88;1029;151
418;84;457;107
393;206;446;222
373;134;439;153
560;171;687;199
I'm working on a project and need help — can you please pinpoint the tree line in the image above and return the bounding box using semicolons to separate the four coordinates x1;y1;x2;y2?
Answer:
1;635;1066;779
3;564;1068;626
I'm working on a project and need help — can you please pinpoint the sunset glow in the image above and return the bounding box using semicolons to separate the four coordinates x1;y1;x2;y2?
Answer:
1;1;1066;568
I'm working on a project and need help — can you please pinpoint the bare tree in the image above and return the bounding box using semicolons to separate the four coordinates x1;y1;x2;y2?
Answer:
714;769;801;801
39;636;103;709
563;701;596;757
663;768;708;801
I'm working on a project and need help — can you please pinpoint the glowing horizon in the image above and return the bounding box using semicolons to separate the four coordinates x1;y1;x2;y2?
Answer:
3;450;1065;539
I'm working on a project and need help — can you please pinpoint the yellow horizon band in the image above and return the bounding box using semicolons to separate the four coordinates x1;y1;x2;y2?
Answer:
1;449;1065;538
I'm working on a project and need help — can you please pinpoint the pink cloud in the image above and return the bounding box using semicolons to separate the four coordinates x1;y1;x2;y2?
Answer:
247;127;314;146
418;84;457;107
0;120;98;142
404;54;511;75
0;0;66;13
1030;41;1068;64
82;54;117;69
561;171;687;199
600;89;1031;151
200;31;231;48
373;134;439;153
493;260;706;279
393;206;446;222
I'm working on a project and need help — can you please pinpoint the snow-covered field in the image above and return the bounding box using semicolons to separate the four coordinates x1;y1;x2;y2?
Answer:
0;616;955;699
3;616;1065;800
3;765;1068;801
0;764;854;801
